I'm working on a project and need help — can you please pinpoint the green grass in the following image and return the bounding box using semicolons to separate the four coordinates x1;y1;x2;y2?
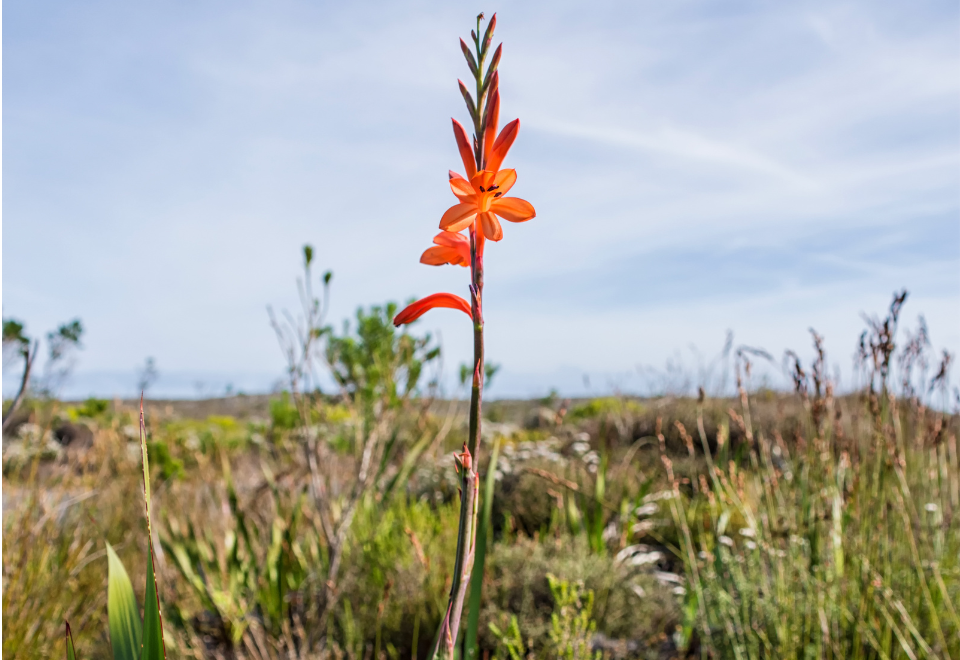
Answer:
3;369;956;658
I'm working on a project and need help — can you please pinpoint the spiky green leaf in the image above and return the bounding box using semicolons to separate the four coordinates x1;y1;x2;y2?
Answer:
106;543;141;660
65;622;78;660
140;544;165;660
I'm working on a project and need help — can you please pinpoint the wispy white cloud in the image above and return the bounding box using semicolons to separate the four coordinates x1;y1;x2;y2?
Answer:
532;118;817;188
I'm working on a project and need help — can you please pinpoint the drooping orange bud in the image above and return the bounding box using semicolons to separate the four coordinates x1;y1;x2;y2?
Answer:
393;293;472;326
451;119;477;178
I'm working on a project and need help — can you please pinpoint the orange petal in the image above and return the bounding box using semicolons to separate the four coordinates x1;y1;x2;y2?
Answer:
431;231;470;265
491;196;536;223
479;211;503;241
469;170;497;192
487;69;499;96
440;202;478;232
487;118;519;172
492;169;516;196
420;246;454;265
452;119;477;179
420;246;469;267
474;227;486;260
482;87;500;167
433;231;469;249
393;293;472;326
449;175;475;201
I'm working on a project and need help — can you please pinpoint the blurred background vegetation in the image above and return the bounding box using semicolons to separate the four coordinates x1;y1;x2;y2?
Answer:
3;283;958;659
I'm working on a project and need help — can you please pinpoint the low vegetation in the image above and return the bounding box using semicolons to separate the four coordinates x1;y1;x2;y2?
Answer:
3;295;957;660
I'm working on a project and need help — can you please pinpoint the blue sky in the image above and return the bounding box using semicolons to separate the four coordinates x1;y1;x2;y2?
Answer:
3;0;959;399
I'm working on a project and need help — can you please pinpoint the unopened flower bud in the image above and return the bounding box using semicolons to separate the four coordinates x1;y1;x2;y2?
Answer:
481;14;497;56
460;38;478;77
459;444;473;471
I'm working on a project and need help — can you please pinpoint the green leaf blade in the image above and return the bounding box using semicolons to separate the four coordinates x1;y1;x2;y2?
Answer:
140;545;165;660
65;621;78;660
106;542;142;660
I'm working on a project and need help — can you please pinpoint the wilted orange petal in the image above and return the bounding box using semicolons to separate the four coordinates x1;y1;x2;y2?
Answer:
420;246;452;265
492;169;516;196
482;87;500;166
420;246;469;267
452;119;477;179
393;293;472;326
440;202;478;232
486;118;519;172
433;231;469;249
429;231;470;265
491;196;536;223
479;211;503;241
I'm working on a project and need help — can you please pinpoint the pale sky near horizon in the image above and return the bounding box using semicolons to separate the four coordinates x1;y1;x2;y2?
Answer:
3;0;959;399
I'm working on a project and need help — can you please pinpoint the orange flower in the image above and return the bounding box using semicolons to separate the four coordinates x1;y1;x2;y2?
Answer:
393;292;472;326
441;118;536;242
420;231;470;267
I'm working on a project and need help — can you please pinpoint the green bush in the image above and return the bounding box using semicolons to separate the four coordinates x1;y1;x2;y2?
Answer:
480;536;677;657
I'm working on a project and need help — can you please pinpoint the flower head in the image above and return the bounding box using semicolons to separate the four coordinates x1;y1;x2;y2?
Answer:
395;13;535;330
440;119;535;241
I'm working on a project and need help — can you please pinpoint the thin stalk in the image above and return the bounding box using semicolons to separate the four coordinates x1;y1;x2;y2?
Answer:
892;464;949;652
465;438;501;660
1;339;38;433
429;454;479;658
430;18;492;657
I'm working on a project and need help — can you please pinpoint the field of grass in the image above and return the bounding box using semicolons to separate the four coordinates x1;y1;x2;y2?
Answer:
3;299;958;659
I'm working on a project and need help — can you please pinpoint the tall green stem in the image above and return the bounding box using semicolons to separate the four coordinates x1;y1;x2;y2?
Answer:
468;243;484;459
430;16;494;658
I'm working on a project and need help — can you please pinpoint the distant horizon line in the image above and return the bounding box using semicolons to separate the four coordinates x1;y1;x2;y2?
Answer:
4;364;946;405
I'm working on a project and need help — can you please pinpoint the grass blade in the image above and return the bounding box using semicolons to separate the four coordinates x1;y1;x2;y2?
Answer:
65;621;78;660
138;397;166;660
140;547;164;660
106;543;141;660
